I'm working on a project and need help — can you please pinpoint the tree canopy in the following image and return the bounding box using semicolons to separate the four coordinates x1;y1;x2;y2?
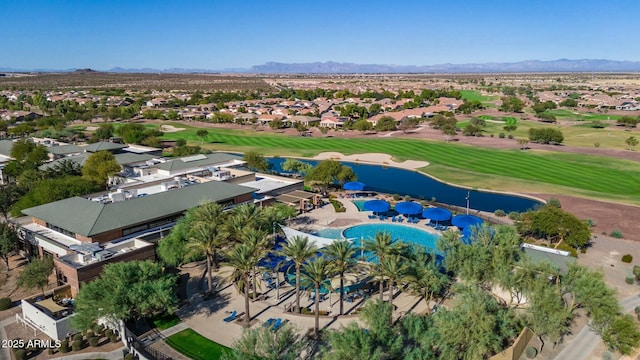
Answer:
11;176;102;216
73;260;178;332
243;151;271;172
81;150;121;187
305;159;357;189
16;257;54;294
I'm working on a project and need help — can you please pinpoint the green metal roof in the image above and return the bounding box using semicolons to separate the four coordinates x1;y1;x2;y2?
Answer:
83;142;128;153
157;153;242;173
22;181;255;237
0;140;14;157
39;152;154;170
47;145;83;155
522;247;576;274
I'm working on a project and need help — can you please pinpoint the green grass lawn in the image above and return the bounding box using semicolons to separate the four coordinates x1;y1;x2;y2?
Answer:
156;123;640;204
460;90;499;104
150;313;181;330
166;328;231;360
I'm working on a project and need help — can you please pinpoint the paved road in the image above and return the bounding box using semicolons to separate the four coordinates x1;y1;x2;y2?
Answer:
554;294;640;360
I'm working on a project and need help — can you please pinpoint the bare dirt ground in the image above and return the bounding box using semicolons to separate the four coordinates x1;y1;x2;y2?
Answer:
0;254;53;318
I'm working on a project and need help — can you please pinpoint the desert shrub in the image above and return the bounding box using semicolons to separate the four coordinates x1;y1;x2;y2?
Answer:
622;254;633;263
0;297;11;310
634;266;640;281
88;336;99;347
403;195;411;201
329;199;345;213
73;334;83;342
499;132;505;138
507;134;514;139
525;346;538;359
72;339;82;351
59;340;69;353
110;334;119;343
585;219;596;227
610;230;623;238
48;348;55;355
555;243;578;257
547;198;562;208
494;209;506;217
125;354;135;360
420;200;428;207
508;212;521;220
14;349;27;360
635;306;640;315
93;324;104;334
105;328;113;338
490;133;494;137
625;277;635;285
393;194;401;201
602;351;613;360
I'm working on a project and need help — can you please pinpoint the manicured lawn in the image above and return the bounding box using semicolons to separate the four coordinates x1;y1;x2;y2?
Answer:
150;313;181;330
460;90;499;104
166;328;231;360
156;123;640;204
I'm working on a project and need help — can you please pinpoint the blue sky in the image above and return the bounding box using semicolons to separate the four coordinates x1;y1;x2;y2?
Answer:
3;0;638;70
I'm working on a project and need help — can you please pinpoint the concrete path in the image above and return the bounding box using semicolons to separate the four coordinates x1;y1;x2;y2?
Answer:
48;347;126;360
0;317;14;360
553;294;640;360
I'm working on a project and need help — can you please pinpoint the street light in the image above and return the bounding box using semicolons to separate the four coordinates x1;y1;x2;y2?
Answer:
465;190;470;215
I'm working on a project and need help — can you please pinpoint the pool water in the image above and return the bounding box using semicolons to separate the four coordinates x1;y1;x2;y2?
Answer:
343;223;440;253
313;228;345;239
352;200;367;211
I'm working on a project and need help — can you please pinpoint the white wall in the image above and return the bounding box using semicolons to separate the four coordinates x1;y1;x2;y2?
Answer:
21;300;76;340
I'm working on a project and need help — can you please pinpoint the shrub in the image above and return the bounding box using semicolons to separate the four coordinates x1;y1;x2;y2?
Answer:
73;334;83;342
594;142;600;148
585;219;596;227
329;199;345;213
392;194;401;201
602;351;613;360
621;254;633;263
490;133;494;137
48;348;55;355
525;346;538;359
110;334;119;343
59;340;69;353
498;132;505;138
72;339;82;351
14;349;26;360
508;212;521;221
508;134;514;139
494;209;506;217
547;198;562;208
93;324;104;334
403;195;411;201
634;266;640;281
635;306;640;315
0;297;11;310
88;336;99;347
625;276;635;285
125;353;135;360
610;230;623;238
555;243;578;257
105;329;113;338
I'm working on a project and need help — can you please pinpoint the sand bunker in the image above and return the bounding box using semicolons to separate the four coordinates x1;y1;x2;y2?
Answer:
160;125;186;133
313;152;429;170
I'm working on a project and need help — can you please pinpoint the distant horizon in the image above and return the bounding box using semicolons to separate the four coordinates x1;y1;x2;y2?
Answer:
2;0;639;70
3;58;640;74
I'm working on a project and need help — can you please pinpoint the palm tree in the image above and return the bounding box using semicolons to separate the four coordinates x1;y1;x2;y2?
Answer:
323;240;356;315
228;204;267;239
379;254;407;308
226;243;259;327
405;251;449;310
364;231;401;301
186;203;230;293
241;228;270;295
301;257;331;339
279;235;317;313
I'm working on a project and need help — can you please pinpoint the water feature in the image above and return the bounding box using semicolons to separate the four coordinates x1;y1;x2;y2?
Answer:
269;158;541;213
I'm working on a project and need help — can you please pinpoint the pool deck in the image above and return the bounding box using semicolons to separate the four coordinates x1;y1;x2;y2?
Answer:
176;196;436;349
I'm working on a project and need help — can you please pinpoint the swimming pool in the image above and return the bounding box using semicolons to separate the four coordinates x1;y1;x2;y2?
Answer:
342;223;440;252
352;200;367;211
313;228;344;239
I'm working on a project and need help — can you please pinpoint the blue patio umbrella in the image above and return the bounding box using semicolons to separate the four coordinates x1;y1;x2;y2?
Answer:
343;181;366;191
451;214;483;229
394;201;423;215
422;207;452;223
363;199;390;214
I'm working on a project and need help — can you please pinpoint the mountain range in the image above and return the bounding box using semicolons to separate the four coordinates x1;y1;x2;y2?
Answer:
2;59;640;74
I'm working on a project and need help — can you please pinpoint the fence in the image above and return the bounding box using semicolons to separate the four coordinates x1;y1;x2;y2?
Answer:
123;326;174;360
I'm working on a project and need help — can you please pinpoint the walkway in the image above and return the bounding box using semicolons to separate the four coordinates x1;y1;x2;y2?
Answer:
554;294;640;360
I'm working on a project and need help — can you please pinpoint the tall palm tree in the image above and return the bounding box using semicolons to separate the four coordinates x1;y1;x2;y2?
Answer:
228;204;267;241
279;235;317;313
226;243;259;327
323;239;356;315
379;254;408;308
364;231;400;301
405;251;448;311
242;228;270;295
186;203;229;293
301;257;331;339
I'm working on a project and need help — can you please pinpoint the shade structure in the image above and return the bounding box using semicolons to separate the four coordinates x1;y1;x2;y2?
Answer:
363;199;390;213
422;207;452;222
343;181;366;191
451;214;484;229
394;201;423;215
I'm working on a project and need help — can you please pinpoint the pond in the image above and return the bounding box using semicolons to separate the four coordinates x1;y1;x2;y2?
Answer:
269;158;541;213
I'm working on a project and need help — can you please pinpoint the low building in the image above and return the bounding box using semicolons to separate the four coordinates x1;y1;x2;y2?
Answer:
19;285;76;341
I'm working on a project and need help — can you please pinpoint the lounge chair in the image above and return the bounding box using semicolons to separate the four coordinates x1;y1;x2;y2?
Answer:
391;216;396;222
398;217;404;223
271;318;283;332
263;318;276;328
223;310;237;323
441;226;448;231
